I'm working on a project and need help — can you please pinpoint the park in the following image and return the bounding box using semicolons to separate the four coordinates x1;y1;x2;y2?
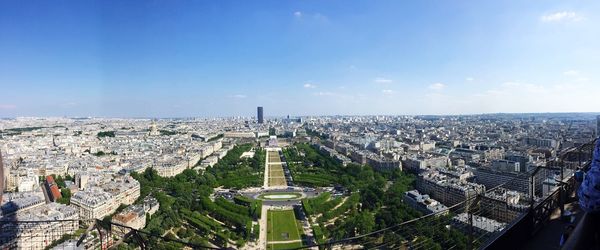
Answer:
267;209;303;250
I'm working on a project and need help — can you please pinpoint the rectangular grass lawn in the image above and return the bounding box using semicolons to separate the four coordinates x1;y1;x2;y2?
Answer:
269;177;287;186
267;209;302;242
268;151;281;163
268;163;287;186
269;163;284;175
267;241;303;250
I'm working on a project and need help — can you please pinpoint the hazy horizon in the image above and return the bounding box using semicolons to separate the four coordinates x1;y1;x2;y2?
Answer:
2;111;600;120
1;1;599;117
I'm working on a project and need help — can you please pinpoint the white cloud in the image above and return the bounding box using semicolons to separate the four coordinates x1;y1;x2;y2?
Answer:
577;77;589;82
303;83;317;89
312;91;356;100
230;94;247;99
502;81;520;87
502;81;545;93
0;104;16;110
374;77;393;83
541;11;582;22
466;77;475;82
382;89;394;95
428;83;445;91
293;11;329;23
563;70;580;76
313;91;335;96
562;70;590;82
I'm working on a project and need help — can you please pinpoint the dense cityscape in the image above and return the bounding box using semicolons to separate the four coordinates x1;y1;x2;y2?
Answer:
1;110;598;249
2;1;599;249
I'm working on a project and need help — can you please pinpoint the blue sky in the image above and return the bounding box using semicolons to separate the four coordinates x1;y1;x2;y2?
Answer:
1;1;599;117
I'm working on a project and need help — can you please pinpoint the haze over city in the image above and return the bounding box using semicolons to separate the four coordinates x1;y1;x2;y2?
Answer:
2;0;600;117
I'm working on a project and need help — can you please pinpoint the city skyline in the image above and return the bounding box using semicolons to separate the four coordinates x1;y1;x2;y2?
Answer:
0;113;594;249
1;1;600;117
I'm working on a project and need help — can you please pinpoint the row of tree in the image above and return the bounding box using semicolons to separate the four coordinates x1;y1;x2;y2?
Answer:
205;145;265;189
128;143;265;248
289;142;470;249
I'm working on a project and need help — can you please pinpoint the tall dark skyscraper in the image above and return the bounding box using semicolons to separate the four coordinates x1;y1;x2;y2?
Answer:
257;106;264;124
596;115;600;137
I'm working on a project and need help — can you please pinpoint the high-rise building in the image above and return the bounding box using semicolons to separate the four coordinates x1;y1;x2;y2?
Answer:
257;106;264;124
596;115;600;137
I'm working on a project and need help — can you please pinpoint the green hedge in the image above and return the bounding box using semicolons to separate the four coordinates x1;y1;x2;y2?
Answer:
234;195;253;206
184;214;212;233
199;197;251;228
215;197;250;217
312;225;325;244
181;209;222;230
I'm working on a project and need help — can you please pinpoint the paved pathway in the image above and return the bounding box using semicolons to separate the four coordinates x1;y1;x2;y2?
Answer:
256;204;270;250
269;239;302;244
263;149;270;189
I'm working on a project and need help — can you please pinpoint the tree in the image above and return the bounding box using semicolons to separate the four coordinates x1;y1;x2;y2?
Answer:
360;184;384;210
55;175;66;188
412;236;441;250
203;172;217;187
97;131;115;137
57;188;72;205
143;168;161;183
353;211;375;235
189;235;207;246
93;151;106;157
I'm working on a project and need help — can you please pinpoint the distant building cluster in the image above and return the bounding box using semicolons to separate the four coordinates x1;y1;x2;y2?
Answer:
0;113;596;247
70;174;140;220
452;213;506;236
111;196;159;236
304;114;596;236
416;170;485;207
0;192;78;249
319;139;402;171
404;189;448;216
0;116;275;248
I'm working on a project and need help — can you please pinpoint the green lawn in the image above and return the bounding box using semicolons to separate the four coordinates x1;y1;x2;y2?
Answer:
268;151;282;163
267;241;303;250
268;162;286;186
267;210;302;242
